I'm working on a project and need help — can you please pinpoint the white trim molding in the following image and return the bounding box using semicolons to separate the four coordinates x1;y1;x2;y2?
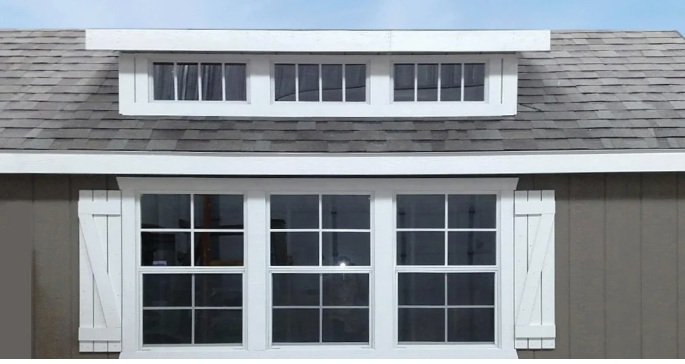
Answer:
3;150;685;176
86;29;551;53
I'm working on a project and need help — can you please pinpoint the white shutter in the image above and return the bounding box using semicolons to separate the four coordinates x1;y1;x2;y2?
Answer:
514;190;556;350
78;190;122;353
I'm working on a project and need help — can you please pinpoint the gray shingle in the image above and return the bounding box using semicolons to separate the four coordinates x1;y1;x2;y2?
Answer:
0;29;684;153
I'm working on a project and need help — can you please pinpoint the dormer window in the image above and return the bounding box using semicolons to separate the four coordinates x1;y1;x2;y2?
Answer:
274;63;367;102
92;29;551;118
152;62;247;102
393;63;485;102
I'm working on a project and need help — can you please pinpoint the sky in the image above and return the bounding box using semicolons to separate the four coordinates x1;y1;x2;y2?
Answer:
0;0;683;33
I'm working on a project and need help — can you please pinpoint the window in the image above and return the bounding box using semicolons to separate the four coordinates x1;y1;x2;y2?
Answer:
274;63;367;102
269;194;371;344
396;194;497;343
393;63;486;102
139;194;245;346
124;54;515;117
152;62;247;101
122;178;517;358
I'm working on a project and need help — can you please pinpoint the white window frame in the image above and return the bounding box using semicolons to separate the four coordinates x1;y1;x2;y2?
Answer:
118;177;518;359
120;54;518;118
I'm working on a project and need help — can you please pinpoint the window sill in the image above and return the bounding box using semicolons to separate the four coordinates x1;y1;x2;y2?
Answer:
120;347;518;359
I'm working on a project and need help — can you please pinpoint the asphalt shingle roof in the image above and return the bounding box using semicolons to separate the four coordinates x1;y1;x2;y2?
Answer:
1;29;685;153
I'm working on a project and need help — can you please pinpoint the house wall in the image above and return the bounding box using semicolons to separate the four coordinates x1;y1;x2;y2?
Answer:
1;173;684;358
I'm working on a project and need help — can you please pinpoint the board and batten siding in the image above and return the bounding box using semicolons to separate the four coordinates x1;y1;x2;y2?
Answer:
1;173;685;358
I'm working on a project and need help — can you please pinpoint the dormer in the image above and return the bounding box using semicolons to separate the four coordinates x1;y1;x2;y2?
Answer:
86;29;551;118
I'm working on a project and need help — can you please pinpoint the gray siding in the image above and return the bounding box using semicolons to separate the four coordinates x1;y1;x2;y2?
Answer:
2;174;685;358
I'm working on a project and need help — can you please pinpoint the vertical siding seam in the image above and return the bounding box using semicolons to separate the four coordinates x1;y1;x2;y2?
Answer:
30;176;36;359
566;174;571;358
603;173;608;358
675;173;681;358
638;173;645;358
68;176;75;358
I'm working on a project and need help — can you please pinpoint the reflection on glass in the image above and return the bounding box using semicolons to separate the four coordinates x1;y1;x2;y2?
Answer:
322;195;370;229
194;232;243;266
440;63;461;101
394;63;415;102
396;194;445;229
397;231;445;265
298;64;319;102
195;274;243;307
322;64;343;102
417;64;438;101
177;63;199;100
345;64;366;102
270;195;319;229
201;63;222;101
195;310;242;344
225;63;246;101
322;232;370;266
322;274;369;306
322;309;369;343
272;274;320;306
153;63;174;100
143;274;191;307
464;63;485;101
143;310;192;344
141;232;191;267
398;273;444;306
272;309;319;343
271;232;319;266
447;308;494;342
275;64;296;101
448;232;496;266
140;194;190;229
448;194;496;229
398;308;444;342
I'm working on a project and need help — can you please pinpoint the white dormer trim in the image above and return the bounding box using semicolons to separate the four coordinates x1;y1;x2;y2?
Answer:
119;53;518;118
87;29;551;53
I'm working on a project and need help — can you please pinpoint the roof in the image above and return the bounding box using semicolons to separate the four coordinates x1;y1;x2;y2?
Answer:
0;29;685;153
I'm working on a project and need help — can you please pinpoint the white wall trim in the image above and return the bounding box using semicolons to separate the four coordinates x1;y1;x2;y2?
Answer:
86;29;551;53
3;150;685;176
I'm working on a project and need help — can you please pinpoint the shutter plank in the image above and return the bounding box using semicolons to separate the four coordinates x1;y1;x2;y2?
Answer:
107;191;122;352
514;191;529;349
78;191;94;352
93;191;108;353
527;191;543;350
541;190;555;349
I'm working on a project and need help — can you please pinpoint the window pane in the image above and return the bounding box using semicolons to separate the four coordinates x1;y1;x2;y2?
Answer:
345;64;366;102
195;274;242;307
298;64;319;102
447;308;494;342
322;274;369;306
194;195;244;230
141;233;191;267
447;273;495;306
322;195;370;229
271;232;319;266
464;63;485;101
153;63;174;100
448;194;496;229
143;310;192;344
270;195;319;229
394;63;415;102
398;308;444;342
440;63;461;101
143;274;191;307
417;64;438;101
397;231;445;265
322;64;342;102
195;309;242;344
275;64;296;102
272;273;320;306
225;63;247;101
201;63;222;101
272;309;319;343
398;273;444;306
322;232;370;266
177;63;199;101
396;194;445;229
141;194;190;229
322;309;369;343
448;232;496;266
195;232;243;266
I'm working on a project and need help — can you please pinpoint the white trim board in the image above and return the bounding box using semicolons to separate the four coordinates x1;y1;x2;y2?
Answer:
2;150;685;176
86;29;551;53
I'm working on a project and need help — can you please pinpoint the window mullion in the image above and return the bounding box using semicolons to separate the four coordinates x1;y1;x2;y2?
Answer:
245;190;268;351
372;191;395;350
